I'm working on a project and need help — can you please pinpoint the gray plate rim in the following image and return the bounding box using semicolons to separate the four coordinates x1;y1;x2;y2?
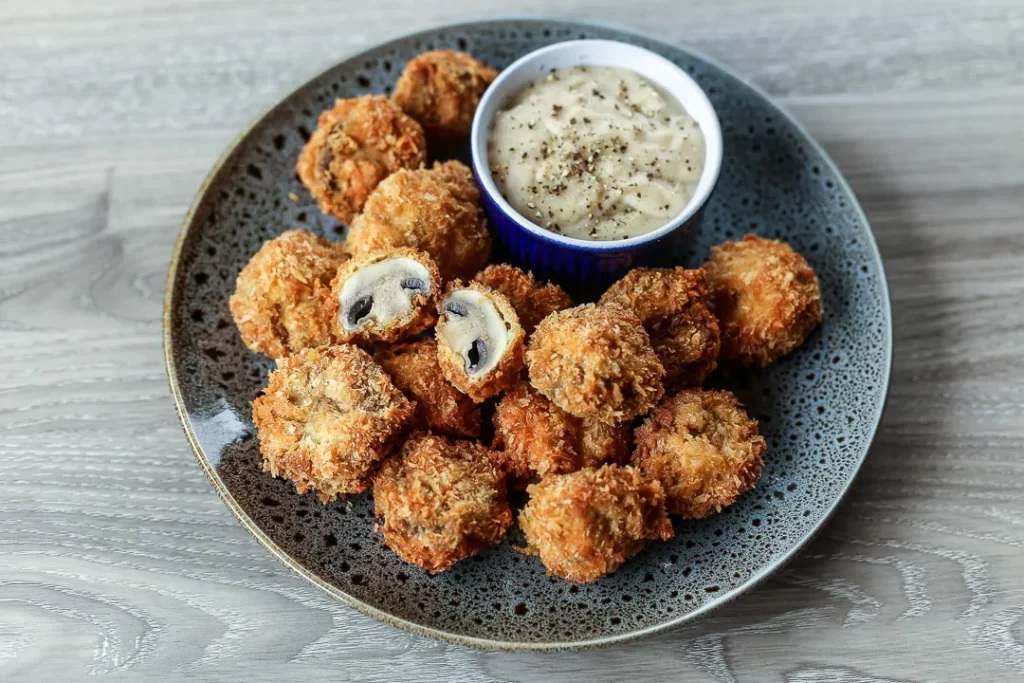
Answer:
162;16;893;651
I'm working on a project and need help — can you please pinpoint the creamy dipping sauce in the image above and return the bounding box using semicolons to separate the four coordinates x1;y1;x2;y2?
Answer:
488;65;705;241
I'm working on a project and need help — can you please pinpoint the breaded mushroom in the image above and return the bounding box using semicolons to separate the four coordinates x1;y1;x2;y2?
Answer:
474;264;572;335
229;229;348;359
252;345;414;502
526;303;665;424
704;234;823;368
326;248;440;345
600;267;720;388
374;432;512;574
375;339;481;438
435;280;525;402
493;382;629;481
392;49;498;139
632;388;766;519
519;465;674;583
296;95;426;223
345;160;491;281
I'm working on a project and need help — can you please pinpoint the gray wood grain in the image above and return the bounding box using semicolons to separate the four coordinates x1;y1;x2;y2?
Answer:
2;1;1023;680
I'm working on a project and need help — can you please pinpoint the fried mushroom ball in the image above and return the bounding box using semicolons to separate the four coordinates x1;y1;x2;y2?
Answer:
296;95;426;224
519;465;674;583
493;382;629;481
373;432;512;574
326;248;440;345
632;388;766;519
526;303;665;424
435;280;525;402
345;160;491;281
252;345;414;502
704;234;823;368
600;267;720;388
375;339;481;438
229;229;348;359
392;49;498;139
474;264;572;335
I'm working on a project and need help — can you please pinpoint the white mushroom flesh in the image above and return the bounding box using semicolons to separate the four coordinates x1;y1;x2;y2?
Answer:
339;257;432;332
439;289;510;379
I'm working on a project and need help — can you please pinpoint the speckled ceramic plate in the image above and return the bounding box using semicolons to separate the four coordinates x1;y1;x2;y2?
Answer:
163;19;892;650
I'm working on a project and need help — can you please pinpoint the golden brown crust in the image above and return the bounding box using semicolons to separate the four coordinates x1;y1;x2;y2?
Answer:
492;382;629;481
251;345;414;502
632;388;766;518
229;229;348;359
526;303;665;424
345;160;491;281
325;247;440;345
474;264;572;335
391;50;498;139
375;339;481;438
600;267;720;388
373;432;512;574
296;95;426;223
435;280;525;403
519;465;674;583
704;234;823;368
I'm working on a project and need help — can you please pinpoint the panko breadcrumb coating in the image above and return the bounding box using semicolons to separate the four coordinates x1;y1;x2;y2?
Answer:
526;303;665;424
519;465;674;583
632;388;766;518
600;267;720;388
374;432;512;574
375;339;481;438
229;229;348;359
252;345;414;502
345;160;491;281
493;382;629;481
326;247;440;345
296;95;426;223
435;280;525;403
704;234;823;368
392;49;498;139
474;264;572;335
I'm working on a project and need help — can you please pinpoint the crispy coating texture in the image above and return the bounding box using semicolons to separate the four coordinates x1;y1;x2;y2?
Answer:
519;465;674;583
392;49;498;139
435;280;525;403
375;339;481;438
373;432;512;574
325;247;440;345
704;234;823;368
345;160;491;281
526;303;665;424
474;264;572;335
229;229;348;359
633;388;766;519
252;345;414;502
296;95;426;223
600;267;720;389
493;382;629;481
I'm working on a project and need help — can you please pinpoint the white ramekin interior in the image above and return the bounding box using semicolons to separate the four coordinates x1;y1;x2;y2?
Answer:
470;39;724;251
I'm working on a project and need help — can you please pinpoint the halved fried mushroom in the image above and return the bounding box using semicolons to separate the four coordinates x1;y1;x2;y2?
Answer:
329;248;440;345
435;281;524;402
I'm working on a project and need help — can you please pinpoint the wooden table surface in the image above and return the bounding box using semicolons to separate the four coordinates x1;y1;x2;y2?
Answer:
3;1;1023;680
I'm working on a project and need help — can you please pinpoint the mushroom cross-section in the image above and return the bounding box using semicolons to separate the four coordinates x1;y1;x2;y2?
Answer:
439;289;509;378
435;282;525;403
332;250;440;345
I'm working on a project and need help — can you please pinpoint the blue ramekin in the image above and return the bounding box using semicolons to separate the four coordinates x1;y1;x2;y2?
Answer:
470;40;723;295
